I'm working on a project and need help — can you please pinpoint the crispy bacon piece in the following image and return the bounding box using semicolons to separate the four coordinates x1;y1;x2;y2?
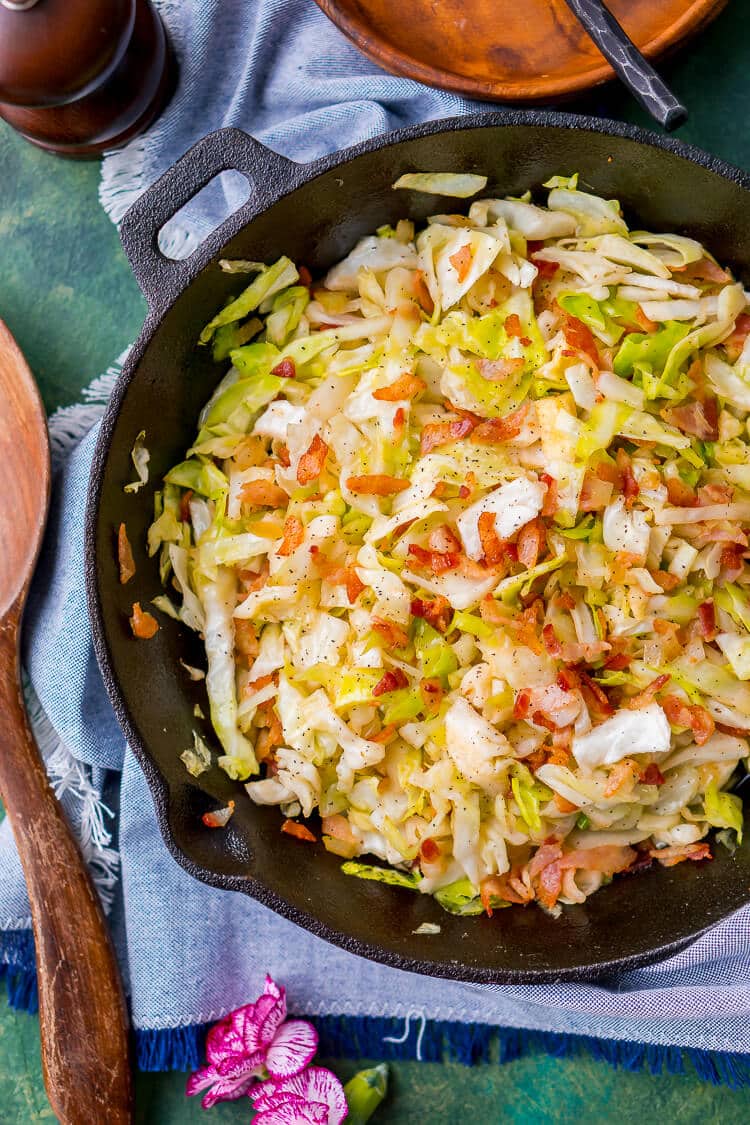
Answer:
635;306;658;334
407;543;460;574
539;472;558;517
177;489;194;524
420;837;441;863
117;522;136;585
271;358;296;379
649;569;682;592
346;473;409;496
372;667;409;697
604;651;630;671
346;570;366;604
239;561;270;593
281;819;317;843
480;873;528;915
277;514;304;556
373;372;426;401
604;759;638;798
242;672;276;698
504;313;530;345
576;668;614;716
548;729;573;766
676;257;730;283
413;270;434;315
254;725;279;764
536;858;563;910
665;476;697;507
553;793;578;814
661;399;718;440
234;618;259;660
723;312;750;358
471;403;529;444
662;694;715;745
202;801;236;828
297;434;329;485
697;600;717;640
542;623;562;656
513;688;532;720
420;417;475;455
627;673;671;710
616;448;639;507
476;356;525;383
517;518;544;569
428;524;462;553
561;312;601;368
314;560;366;605
322;814;357;844
367;723;398;745
240;479;290;508
528;245;559;278
579;471;613;512
559;845;636;875
129;602;158;639
372;617;410;648
276;443;291;468
477;511;505;566
298;265;313;288
640;763;665;786
698;482;734;506
720;544;745;578
410;595;453;633
650;842;712;867
449;244;473;282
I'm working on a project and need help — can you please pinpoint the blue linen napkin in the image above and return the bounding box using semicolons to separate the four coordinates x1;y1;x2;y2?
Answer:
3;0;750;1087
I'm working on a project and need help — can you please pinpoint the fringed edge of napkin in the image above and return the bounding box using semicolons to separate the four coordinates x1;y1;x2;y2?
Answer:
2;930;749;1089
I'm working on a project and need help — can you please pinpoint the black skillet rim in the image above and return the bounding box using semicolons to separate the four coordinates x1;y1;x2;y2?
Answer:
86;109;750;984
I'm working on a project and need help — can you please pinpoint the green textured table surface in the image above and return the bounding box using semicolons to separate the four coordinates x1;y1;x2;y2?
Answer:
3;4;750;1120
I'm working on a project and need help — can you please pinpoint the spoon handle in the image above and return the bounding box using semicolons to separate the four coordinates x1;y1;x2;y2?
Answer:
0;627;132;1124
564;0;688;131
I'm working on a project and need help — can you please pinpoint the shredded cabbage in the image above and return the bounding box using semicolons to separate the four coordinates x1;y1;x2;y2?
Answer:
392;171;488;198
147;174;750;919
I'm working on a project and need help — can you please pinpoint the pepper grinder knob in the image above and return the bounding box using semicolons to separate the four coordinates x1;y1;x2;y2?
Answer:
0;0;176;156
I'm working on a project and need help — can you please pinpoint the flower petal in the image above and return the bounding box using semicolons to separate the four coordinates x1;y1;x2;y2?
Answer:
266;1020;319;1079
200;1072;258;1108
215;1049;265;1080
206;1005;256;1064
253;1103;328;1125
252;1090;309;1112
185;1064;219;1097
256;1068;348;1125
253;980;288;1049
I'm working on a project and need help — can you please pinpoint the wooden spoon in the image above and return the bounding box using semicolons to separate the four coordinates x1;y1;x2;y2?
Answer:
0;320;132;1123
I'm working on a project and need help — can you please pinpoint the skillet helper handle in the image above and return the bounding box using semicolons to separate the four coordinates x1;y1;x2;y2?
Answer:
119;128;299;313
564;0;687;132
0;628;133;1125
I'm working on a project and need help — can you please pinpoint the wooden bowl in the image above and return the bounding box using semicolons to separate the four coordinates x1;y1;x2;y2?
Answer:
313;0;728;102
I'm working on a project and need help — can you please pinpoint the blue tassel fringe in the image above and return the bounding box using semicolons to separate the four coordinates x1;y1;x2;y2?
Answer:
2;930;749;1087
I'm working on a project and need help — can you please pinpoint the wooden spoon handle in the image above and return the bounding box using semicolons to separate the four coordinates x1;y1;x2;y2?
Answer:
0;627;132;1124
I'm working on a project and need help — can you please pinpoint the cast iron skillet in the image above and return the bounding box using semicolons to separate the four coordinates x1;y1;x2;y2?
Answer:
86;111;750;983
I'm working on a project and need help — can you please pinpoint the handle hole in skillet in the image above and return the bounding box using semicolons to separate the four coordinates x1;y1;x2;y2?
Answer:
157;169;252;261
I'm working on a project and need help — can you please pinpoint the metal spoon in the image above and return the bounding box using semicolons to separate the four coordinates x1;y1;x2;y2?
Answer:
0;320;132;1123
565;0;688;132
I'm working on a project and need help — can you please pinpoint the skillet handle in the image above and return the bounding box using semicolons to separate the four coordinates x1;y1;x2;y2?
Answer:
119;128;300;313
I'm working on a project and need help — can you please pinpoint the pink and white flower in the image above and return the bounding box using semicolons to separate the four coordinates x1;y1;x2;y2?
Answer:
250;1066;348;1125
186;976;318;1108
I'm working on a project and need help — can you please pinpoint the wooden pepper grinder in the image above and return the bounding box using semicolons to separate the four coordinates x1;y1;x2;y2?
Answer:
0;0;176;156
